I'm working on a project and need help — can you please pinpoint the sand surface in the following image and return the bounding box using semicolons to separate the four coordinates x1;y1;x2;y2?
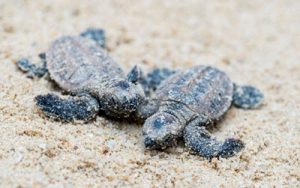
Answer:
0;0;299;187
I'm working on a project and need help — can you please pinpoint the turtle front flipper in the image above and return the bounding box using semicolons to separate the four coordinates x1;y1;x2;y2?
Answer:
183;124;244;159
35;93;99;122
232;84;264;109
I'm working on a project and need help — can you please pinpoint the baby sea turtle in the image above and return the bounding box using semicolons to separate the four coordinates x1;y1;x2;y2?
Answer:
16;29;263;160
27;35;145;121
139;65;264;159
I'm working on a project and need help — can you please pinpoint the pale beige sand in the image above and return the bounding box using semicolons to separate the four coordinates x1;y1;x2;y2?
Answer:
0;0;299;187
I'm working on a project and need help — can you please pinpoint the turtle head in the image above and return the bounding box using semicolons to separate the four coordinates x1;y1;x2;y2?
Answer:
143;112;182;150
103;79;145;118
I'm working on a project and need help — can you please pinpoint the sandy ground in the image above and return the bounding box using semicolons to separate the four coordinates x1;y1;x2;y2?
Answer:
0;0;299;187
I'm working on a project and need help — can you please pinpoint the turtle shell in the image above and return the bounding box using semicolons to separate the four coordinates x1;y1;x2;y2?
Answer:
155;66;233;120
46;36;124;92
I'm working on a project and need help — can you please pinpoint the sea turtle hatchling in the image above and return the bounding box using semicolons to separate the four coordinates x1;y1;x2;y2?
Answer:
25;35;146;121
16;31;263;159
138;65;264;159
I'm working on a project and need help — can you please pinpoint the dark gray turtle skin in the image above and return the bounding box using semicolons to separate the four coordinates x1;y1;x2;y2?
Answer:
139;65;264;159
80;28;106;48
16;56;47;78
233;84;264;109
132;67;176;96
34;36;145;121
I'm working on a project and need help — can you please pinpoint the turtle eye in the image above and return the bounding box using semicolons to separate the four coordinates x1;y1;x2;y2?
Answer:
114;80;130;90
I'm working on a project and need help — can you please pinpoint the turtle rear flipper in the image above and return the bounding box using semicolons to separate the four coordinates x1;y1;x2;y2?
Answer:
80;28;105;48
35;93;99;122
233;84;264;109
16;55;48;78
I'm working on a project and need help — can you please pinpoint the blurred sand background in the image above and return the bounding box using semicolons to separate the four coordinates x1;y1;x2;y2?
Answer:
0;0;299;187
